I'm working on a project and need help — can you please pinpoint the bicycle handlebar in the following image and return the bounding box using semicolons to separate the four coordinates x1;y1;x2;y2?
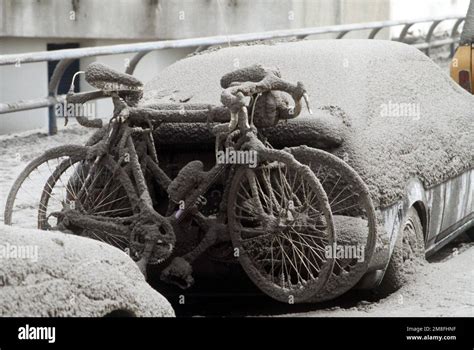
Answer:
65;91;106;128
67;90;107;105
220;64;312;116
66;63;312;130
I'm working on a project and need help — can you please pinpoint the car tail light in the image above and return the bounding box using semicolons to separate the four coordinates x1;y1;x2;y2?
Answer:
459;70;472;92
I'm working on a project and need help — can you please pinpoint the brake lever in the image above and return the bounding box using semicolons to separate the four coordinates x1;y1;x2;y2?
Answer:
64;71;85;126
111;94;130;121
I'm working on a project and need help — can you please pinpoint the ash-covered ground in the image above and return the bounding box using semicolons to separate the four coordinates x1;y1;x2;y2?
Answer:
0;120;472;317
162;233;473;317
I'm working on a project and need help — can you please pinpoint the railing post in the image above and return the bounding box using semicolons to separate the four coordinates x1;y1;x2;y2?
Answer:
336;30;349;39
425;20;443;57
451;18;465;56
368;27;383;39
125;51;151;75
48;92;57;135
398;23;414;42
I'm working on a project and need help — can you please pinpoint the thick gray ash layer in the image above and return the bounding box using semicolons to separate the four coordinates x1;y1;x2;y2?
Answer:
142;39;473;207
152;112;344;151
0;225;175;317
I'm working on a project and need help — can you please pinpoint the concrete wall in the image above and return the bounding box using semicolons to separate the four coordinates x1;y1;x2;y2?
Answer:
0;0;341;39
0;38;48;134
1;0;393;40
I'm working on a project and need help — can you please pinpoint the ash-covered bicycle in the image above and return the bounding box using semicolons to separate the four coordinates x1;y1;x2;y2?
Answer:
4;63;376;303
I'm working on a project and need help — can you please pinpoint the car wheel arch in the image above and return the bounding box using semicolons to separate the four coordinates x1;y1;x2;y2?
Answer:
375;179;428;285
411;200;429;245
403;178;429;247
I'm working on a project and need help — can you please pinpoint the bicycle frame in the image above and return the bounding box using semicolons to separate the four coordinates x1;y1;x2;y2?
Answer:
4;62;380;302
64;68;311;244
58;63;336;289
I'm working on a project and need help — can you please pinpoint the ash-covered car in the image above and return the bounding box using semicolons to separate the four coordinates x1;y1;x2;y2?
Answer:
142;38;473;298
5;38;472;304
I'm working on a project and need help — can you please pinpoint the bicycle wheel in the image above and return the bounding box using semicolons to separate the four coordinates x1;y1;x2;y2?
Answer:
5;144;135;236
5;145;89;227
286;146;377;302
227;152;335;303
40;152;137;250
4;145;173;264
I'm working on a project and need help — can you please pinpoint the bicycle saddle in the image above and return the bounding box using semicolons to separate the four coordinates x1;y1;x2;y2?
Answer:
85;62;143;93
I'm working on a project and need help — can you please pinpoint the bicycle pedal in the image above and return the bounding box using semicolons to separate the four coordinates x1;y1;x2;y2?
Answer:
160;257;194;289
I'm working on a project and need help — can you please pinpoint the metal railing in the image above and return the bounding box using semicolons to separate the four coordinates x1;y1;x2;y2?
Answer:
0;14;464;135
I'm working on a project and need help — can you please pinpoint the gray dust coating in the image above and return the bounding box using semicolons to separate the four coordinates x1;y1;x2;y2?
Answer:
0;224;175;317
143;39;473;207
